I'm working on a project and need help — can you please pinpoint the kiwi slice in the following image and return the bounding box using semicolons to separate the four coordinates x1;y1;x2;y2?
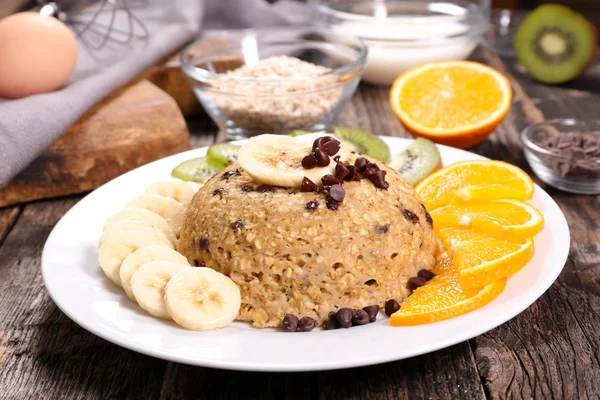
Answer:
291;129;312;137
333;127;391;163
388;138;441;185
207;143;241;166
515;4;598;84
171;156;225;183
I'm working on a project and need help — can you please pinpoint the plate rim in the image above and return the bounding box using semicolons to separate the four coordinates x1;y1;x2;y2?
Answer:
41;137;571;372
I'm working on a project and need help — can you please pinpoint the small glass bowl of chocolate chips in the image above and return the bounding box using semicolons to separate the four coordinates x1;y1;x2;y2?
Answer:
522;119;600;194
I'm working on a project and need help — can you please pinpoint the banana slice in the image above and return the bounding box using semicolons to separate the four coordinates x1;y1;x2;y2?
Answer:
125;195;185;237
164;268;241;331
186;181;204;193
98;228;173;286
120;245;190;301
130;261;189;319
237;134;349;188
100;220;177;247
145;180;195;206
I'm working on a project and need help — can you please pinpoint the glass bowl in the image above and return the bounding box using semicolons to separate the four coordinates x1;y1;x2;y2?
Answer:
309;0;490;86
482;9;529;58
522;119;600;195
180;27;367;139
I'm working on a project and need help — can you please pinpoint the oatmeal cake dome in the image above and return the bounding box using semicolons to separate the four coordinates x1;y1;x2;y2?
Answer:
178;155;439;328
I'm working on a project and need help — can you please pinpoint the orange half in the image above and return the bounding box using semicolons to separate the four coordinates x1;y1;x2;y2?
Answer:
390;61;512;149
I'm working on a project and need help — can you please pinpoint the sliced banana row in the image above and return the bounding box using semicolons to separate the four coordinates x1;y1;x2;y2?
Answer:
98;178;241;331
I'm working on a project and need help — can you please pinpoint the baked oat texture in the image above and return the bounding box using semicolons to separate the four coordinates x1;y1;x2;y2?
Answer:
178;155;439;328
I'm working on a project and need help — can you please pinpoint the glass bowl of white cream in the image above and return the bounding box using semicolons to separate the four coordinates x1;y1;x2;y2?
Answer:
309;0;490;86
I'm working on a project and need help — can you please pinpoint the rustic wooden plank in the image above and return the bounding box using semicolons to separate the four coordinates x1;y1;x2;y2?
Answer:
467;51;600;399
318;342;486;400
0;206;21;246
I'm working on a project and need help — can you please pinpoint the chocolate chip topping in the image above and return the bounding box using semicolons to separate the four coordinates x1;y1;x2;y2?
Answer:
301;177;319;192
256;184;275;193
314;147;330;166
345;165;358;181
301;153;318;169
231;219;245;231
335;163;350;182
362;305;379;322
325;197;340;211
305;200;319;210
297;317;317;332
313;136;333;151
240;184;253;192
368;170;389;189
355;157;368;173
408;277;427;291
384;299;400;317
376;224;389;234
324;140;341;156
328;184;345;202
323;317;340;330
352;309;370;325
532;130;600;177
222;169;241;180
333;155;341;163
283;314;299;332
321;174;341;186
335;308;354;328
417;269;436;281
364;162;380;178
212;187;227;196
402;208;420;224
199;238;209;250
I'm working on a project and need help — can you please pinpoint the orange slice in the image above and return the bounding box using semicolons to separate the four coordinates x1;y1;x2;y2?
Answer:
390;61;512;149
439;228;534;292
415;160;535;210
390;256;506;326
430;199;544;241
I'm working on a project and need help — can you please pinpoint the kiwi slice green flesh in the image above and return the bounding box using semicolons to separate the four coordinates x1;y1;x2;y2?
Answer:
333;127;391;163
515;4;597;84
171;156;225;183
388;138;441;185
291;129;312;137
207;143;241;166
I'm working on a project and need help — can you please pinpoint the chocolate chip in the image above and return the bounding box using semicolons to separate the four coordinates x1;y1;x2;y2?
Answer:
323;318;340;330
335;163;350;182
352;309;370;325
345;165;358;181
322;174;341;186
301;177;319;192
193;260;205;267
328;184;345;202
408;277;427;291
283;314;299;332
231;219;245;231
402;208;420;224
364;162;380;178
314;147;330;166
297;317;317;332
302;153;318;169
326;197;340;210
333;155;341;163
256;184;274;193
418;269;436;281
240;184;253;192
324;140;341;156
376;224;389;234
384;299;400;317
222;169;241;180
335;308;354;328
199;238;209;251
362;305;379;322
306;200;319;211
212;187;227;196
368;170;389;189
355;157;368;173
312;136;333;151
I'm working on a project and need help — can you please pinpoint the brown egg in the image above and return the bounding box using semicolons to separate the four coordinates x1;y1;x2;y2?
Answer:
0;12;77;99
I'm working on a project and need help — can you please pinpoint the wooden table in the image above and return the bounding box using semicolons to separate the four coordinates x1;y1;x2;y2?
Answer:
1;50;599;399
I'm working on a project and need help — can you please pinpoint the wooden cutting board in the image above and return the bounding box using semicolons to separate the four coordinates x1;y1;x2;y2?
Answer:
0;80;191;208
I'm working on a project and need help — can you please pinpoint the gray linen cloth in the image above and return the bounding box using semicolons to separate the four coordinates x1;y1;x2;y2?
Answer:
0;0;308;189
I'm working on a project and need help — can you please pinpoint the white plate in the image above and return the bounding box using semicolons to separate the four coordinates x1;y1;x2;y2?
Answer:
42;137;570;372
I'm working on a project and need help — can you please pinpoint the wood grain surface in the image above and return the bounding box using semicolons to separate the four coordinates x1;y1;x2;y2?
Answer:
0;80;191;208
0;50;599;399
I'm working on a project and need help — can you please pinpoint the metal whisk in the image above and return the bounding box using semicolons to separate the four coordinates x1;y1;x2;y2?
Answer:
37;0;149;52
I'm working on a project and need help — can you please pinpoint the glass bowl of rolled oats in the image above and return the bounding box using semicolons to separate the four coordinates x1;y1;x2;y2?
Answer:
180;27;367;139
522;119;600;194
